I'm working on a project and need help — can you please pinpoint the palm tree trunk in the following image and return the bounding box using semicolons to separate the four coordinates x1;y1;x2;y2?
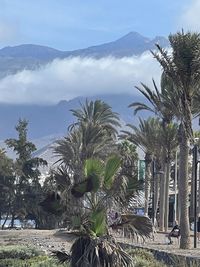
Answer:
179;125;191;249
159;159;166;231
154;173;160;225
164;160;170;232
144;159;151;216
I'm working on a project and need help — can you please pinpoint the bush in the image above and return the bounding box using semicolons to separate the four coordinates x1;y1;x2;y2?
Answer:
0;257;68;267
0;245;41;260
0;246;69;267
128;248;167;267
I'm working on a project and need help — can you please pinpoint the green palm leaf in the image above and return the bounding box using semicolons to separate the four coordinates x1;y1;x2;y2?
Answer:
84;159;103;192
104;155;121;190
90;208;107;236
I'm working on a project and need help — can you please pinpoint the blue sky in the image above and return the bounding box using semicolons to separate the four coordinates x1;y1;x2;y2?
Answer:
0;0;200;104
0;0;193;50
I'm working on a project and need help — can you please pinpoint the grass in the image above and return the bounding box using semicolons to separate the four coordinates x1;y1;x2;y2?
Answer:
0;245;69;267
128;248;167;267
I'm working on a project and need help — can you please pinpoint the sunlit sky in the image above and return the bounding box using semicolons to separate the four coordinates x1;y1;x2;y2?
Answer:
0;0;198;50
0;0;200;104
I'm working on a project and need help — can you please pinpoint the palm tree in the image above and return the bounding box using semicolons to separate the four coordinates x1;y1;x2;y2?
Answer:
160;123;179;231
54;99;121;178
53;155;152;267
122;117;161;217
70;99;120;137
129;74;177;230
151;31;200;249
54;99;121;223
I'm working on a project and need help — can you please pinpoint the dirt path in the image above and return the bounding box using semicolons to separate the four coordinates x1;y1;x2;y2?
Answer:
117;232;200;260
1;229;200;260
0;229;73;254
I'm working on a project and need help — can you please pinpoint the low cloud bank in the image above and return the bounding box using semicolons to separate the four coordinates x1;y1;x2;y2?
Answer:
0;53;161;104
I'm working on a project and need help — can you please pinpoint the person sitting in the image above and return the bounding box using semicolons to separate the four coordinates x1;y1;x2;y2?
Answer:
167;221;180;244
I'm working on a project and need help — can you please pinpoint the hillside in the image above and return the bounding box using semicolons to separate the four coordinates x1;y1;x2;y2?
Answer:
0;32;168;78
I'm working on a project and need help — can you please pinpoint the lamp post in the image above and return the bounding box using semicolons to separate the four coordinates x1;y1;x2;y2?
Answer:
193;144;198;248
152;160;155;226
174;150;178;224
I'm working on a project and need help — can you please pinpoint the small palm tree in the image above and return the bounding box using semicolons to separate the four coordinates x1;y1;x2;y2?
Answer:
53;155;152;267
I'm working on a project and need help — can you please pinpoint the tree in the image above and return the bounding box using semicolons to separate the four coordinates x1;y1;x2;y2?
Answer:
0;149;15;229
6;119;47;227
151;31;200;249
54;100;121;220
122;117;161;217
129;72;178;231
54;155;152;267
117;140;142;207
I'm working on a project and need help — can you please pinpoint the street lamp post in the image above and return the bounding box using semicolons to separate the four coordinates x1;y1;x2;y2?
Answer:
174;150;178;224
193;144;198;248
152;160;155;226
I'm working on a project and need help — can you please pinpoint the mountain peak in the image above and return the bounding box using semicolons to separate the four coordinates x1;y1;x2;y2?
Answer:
116;31;150;44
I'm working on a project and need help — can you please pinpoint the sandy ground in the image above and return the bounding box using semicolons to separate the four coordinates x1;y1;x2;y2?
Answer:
0;229;73;254
116;232;200;260
1;229;200;260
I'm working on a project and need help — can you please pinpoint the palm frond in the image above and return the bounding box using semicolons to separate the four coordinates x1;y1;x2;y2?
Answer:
104;155;121;190
110;214;153;241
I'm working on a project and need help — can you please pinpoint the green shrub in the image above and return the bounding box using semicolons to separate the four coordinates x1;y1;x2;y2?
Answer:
0;246;69;267
0;245;41;260
0;256;69;267
128;248;167;267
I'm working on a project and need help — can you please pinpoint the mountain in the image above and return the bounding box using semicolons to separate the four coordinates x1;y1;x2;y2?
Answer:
0;31;169;166
0;32;168;78
67;32;168;58
0;94;149;140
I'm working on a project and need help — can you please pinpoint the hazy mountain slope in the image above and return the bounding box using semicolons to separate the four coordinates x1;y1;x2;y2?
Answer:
0;32;168;78
0;94;149;140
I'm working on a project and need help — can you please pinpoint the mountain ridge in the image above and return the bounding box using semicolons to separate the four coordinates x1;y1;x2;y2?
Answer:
0;32;168;78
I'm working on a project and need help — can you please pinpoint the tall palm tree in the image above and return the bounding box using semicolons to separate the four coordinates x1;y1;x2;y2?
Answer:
55;99;121;172
130;31;200;248
122;117;161;217
70;99;121;137
160;123;179;231
151;31;200;249
54;99;121;222
129;74;177;231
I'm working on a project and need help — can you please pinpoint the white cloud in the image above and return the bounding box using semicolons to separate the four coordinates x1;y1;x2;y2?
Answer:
179;0;200;31
0;53;161;104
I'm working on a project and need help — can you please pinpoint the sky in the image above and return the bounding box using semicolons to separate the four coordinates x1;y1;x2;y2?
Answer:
0;0;199;104
0;0;195;50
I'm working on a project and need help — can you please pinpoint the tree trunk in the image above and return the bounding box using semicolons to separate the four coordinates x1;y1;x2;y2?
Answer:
144;158;151;216
10;214;15;228
154;173;160;226
2;212;9;230
164;160;170;232
159;160;166;231
179;125;191;249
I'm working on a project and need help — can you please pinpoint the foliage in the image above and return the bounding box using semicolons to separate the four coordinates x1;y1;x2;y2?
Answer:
0;245;68;267
0;245;41;259
128;249;167;267
1;119;51;229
